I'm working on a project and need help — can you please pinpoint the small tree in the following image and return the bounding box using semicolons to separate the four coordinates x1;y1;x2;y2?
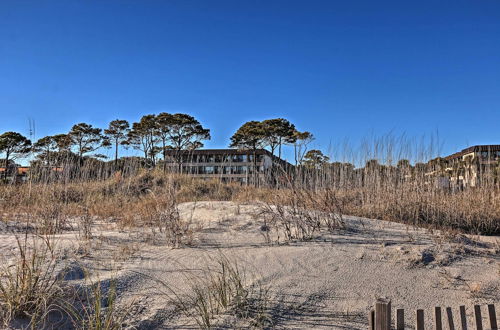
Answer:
165;113;210;150
292;130;314;165
230;121;266;182
33;135;59;166
155;112;172;168
397;159;411;169
162;113;210;170
127;114;158;165
364;159;381;171
33;134;74;167
261;118;296;158
396;159;412;180
53;134;73;152
302;149;329;169
0;132;31;178
230;121;266;152
104;119;130;165
68;123;104;164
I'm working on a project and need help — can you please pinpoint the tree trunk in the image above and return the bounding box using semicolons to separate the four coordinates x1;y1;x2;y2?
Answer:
253;148;258;187
114;141;119;168
79;148;83;166
162;139;167;172
176;148;182;174
294;144;298;165
3;150;10;180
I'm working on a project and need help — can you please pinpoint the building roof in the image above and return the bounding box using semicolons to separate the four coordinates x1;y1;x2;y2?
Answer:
164;148;273;155
0;167;30;175
0;166;63;174
163;148;293;166
444;145;500;160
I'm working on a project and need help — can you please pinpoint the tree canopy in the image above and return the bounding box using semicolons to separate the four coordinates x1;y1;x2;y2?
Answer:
292;130;314;165
104;119;130;163
69;123;104;161
261;118;296;158
302;149;330;169
127;114;158;164
1;113;315;172
229;121;266;152
163;113;211;152
0;132;31;177
0;132;31;163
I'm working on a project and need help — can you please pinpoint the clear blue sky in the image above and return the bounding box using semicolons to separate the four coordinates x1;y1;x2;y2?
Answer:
1;0;499;162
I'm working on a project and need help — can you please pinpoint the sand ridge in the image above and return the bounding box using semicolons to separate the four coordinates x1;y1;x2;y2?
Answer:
0;201;498;329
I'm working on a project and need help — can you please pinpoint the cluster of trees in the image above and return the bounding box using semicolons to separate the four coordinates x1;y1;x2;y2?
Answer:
229;118;314;165
0;113;211;171
299;151;500;189
0;114;316;172
0;132;32;168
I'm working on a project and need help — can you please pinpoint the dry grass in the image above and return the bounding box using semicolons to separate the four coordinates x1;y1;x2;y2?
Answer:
0;144;498;328
150;253;271;329
0;234;135;329
65;276;134;330
323;186;500;235
1;163;499;237
259;187;345;242
0;234;64;328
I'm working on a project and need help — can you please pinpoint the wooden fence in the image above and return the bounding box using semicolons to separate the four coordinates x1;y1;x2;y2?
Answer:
369;298;498;330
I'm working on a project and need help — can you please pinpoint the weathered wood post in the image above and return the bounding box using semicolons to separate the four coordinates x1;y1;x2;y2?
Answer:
396;308;405;330
446;307;455;330
459;305;467;330
435;306;443;330
416;309;425;330
488;304;498;330
369;309;375;330
375;298;392;330
474;305;483;330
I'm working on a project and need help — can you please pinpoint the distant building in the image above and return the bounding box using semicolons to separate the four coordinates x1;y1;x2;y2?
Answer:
443;145;500;188
0;166;30;183
0;165;65;184
162;148;293;184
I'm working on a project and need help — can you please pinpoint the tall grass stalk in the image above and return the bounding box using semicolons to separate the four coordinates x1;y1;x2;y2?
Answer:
0;234;63;328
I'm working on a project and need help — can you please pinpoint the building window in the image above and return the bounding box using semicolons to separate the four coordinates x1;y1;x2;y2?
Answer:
231;154;245;162
248;154;263;162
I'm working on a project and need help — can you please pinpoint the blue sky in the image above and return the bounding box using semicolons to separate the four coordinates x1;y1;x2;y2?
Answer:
1;0;499;162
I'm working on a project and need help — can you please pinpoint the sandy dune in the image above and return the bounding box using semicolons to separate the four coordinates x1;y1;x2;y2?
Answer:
1;201;498;329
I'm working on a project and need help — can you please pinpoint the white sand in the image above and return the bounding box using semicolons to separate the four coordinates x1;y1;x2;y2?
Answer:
0;201;498;329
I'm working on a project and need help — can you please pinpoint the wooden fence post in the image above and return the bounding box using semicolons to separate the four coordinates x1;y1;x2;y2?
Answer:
459;306;467;330
375;298;391;330
488;304;498;330
369;302;495;330
416;309;425;330
369;309;375;330
435;307;443;330
396;309;405;330
474;305;483;330
446;307;455;330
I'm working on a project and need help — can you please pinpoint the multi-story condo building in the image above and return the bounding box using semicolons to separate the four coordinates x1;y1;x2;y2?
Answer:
443;145;500;187
163;148;293;184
